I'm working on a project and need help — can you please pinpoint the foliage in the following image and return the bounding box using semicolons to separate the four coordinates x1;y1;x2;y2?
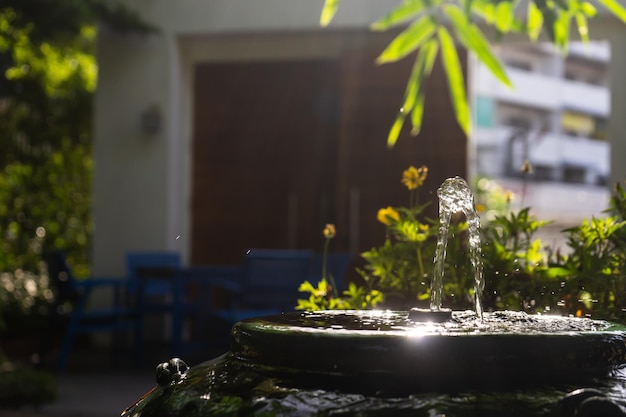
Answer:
297;279;383;310
297;166;626;324
0;1;153;270
320;0;626;146
0;269;54;337
356;166;475;309
0;142;92;275
297;224;383;310
476;181;626;321
0;1;153;342
0;0;156;44
0;363;56;408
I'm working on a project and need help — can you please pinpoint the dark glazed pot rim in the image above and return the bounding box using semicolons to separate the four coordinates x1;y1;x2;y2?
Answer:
230;310;626;390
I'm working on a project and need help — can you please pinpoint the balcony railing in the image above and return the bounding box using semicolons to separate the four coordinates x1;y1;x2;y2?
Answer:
474;65;609;116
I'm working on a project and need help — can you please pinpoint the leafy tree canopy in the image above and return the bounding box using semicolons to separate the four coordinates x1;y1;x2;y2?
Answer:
0;0;155;166
0;1;155;280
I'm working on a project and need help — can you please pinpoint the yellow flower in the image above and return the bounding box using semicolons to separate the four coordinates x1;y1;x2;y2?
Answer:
401;165;428;190
504;190;514;204
475;203;486;213
377;206;400;225
323;224;336;239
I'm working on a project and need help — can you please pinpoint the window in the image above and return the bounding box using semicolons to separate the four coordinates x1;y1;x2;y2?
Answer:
475;96;495;128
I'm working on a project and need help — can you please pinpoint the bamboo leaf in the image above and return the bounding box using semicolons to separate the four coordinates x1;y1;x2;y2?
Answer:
320;0;340;27
576;13;589;43
409;91;427;138
534;0;558;42
371;0;428;31
554;9;570;52
401;56;423;114
580;1;597;17
445;5;512;88
387;112;407;148
597;0;626;22
527;1;544;41
495;1;515;33
376;18;437;64
438;27;470;136
410;40;439;136
463;0;475;18
472;0;496;24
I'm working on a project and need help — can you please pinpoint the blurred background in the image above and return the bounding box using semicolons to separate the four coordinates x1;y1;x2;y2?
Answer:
1;0;625;415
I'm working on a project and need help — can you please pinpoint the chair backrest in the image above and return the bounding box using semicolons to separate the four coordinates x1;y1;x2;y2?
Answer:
240;249;314;310
42;250;81;305
126;252;182;296
126;252;181;273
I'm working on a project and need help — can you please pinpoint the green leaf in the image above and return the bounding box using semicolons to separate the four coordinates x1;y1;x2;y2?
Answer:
545;267;573;278
472;0;497;24
445;5;512;88
387;39;438;145
298;281;316;293
438;26;470;135
387;112;407;148
495;1;516;33
575;13;589;43
411;40;439;135
371;0;428;31
597;0;626;22
534;0;558;42
527;1;544;41
402;39;438;114
320;0;340;27
376;17;437;64
580;1;597;17
553;9;570;52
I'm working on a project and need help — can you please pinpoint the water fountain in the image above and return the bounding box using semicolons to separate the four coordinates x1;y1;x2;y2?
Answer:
122;178;626;417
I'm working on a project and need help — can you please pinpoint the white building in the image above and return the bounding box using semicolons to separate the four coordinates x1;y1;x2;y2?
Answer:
471;42;616;228
473;42;610;186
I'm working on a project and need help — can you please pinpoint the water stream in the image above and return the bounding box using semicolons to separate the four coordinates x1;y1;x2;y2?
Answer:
430;177;484;318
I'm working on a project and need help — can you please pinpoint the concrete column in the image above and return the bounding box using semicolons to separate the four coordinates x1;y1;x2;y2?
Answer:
608;32;626;187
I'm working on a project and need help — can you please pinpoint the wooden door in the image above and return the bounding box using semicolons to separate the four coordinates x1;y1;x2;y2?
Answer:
191;60;339;264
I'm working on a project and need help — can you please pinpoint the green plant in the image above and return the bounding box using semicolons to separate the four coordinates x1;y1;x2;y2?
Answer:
320;0;626;146
0;362;56;409
0;268;54;338
297;224;383;310
297;171;626;324
299;166;469;310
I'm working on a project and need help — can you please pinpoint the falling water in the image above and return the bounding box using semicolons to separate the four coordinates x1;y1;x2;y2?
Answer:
430;177;484;319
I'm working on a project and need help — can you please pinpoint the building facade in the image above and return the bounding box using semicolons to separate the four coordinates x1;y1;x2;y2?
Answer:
473;42;610;186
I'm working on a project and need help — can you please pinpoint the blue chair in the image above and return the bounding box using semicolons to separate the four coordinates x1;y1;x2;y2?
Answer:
125;251;182;362
223;249;315;323
42;250;138;371
180;265;244;353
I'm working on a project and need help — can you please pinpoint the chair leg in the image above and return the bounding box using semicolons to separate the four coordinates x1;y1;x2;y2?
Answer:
134;318;144;368
57;312;81;371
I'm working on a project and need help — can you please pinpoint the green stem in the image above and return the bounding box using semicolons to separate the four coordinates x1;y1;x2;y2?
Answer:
322;238;339;298
417;245;425;294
